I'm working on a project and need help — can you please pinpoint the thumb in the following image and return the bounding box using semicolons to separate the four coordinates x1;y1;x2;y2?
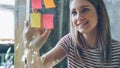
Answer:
24;20;31;28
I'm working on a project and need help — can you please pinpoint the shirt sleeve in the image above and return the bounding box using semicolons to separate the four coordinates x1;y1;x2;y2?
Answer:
56;33;72;54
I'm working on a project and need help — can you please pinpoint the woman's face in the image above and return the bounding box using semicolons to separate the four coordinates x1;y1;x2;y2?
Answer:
70;0;98;34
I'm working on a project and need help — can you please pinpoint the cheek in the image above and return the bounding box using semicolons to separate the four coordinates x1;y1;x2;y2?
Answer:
88;12;98;24
92;15;98;25
71;17;77;27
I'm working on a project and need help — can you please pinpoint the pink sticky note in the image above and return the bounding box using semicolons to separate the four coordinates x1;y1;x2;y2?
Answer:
43;14;54;29
32;0;42;9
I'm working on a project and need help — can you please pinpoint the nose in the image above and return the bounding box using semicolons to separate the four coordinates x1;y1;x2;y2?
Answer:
77;13;85;21
76;14;85;25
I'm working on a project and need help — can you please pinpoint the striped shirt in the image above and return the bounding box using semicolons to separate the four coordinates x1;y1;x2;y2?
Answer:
57;33;120;68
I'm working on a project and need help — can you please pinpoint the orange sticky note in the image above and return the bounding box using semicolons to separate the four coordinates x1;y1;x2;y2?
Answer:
43;14;54;29
32;0;42;9
30;12;41;28
43;0;56;8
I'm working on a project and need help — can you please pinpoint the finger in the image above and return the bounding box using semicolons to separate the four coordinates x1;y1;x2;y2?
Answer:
39;27;44;35
24;20;33;34
41;29;51;39
24;20;31;28
24;20;28;27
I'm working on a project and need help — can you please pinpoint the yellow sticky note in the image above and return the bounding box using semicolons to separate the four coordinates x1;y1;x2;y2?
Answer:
43;0;56;8
30;13;41;28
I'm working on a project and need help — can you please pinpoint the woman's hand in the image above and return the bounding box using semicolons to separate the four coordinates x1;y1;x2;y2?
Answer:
23;20;51;68
23;20;51;51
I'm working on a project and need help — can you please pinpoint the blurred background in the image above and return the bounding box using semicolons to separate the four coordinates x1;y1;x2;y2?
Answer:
104;0;120;41
0;0;120;68
0;0;14;68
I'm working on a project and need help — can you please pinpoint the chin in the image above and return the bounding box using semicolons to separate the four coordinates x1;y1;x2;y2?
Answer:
78;29;91;34
78;30;86;33
77;26;89;33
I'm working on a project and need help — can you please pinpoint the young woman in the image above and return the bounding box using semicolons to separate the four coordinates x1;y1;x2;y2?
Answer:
23;0;120;68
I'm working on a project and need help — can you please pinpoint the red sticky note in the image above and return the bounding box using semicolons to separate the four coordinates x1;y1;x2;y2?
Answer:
43;14;54;29
32;0;42;9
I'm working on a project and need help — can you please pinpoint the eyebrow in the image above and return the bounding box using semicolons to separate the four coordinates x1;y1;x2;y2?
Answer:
80;5;90;8
71;5;90;10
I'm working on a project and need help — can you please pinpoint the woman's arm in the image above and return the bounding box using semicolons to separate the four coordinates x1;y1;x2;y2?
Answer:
41;45;66;67
23;20;66;68
26;44;66;68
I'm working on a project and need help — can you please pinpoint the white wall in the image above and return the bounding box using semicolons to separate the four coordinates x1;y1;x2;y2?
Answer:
104;0;120;41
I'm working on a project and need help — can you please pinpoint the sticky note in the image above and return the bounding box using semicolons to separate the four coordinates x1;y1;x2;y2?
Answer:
30;13;41;28
43;0;56;8
43;14;54;29
32;0;42;9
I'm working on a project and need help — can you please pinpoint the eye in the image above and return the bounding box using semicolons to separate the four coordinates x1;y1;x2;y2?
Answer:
71;11;77;16
81;8;90;13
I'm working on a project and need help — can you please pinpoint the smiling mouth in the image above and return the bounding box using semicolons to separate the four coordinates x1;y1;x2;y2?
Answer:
79;21;88;27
